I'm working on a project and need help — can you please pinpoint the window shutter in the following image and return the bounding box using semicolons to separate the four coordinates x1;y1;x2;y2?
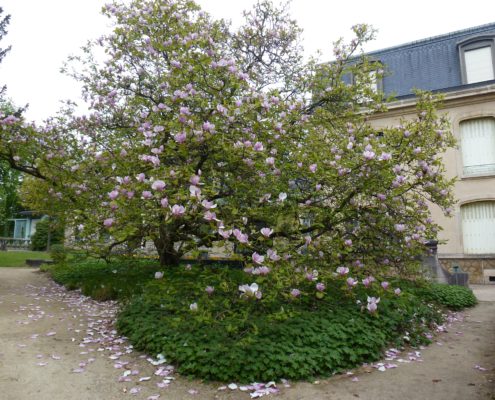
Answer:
464;46;494;84
460;118;495;175
462;202;495;254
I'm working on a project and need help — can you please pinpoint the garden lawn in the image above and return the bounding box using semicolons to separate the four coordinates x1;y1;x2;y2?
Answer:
0;250;50;267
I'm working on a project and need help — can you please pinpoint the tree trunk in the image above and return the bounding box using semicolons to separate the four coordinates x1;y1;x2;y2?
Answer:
154;237;181;267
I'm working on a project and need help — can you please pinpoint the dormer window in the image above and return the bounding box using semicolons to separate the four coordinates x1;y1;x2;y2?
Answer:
353;68;382;94
459;37;495;84
352;62;383;104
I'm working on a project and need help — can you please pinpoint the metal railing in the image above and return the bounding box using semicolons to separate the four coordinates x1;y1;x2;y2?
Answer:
0;237;32;250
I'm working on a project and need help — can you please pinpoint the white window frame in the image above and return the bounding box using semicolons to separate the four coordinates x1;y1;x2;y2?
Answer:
460;117;495;177
461;201;495;254
459;37;495;85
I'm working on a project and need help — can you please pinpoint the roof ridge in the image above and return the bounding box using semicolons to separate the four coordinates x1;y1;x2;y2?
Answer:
366;22;495;56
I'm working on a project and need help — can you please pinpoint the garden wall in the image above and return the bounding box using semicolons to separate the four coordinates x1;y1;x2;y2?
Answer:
439;256;495;284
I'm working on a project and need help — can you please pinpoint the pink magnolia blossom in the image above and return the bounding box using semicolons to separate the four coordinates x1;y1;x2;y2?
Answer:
190;175;200;185
189;185;201;197
204;211;218;221
180;106;190;115
252;252;265;264
201;199;217;209
367;297;380;313
336;266;349;276
363;150;375;160
233;229;248;243
171;204;185;217
151;180;166;191
218;229;232;239
267;248;281;261
306;271;318;281
205;286;215;295
316;282;326;292
202;121;215;132
253;142;264;151
395;224;406;232
252;266;270;275
103;218;114;228
379;152;392;161
239;283;262;299
260;227;273;237
174;132;187;144
346;277;358;288
108;190;119;200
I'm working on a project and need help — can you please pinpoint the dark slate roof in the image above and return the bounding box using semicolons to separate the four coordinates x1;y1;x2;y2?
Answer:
364;23;495;98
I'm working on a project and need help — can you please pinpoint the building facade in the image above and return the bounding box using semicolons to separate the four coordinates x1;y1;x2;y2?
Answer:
364;23;495;284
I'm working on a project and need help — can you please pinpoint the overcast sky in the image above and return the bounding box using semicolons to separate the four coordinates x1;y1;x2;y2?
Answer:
1;0;494;122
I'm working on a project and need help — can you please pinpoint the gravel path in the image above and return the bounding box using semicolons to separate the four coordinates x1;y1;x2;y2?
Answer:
0;267;494;400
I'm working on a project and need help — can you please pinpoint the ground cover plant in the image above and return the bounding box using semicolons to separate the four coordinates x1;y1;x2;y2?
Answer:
47;260;476;383
47;258;161;301
0;250;50;267
413;283;477;310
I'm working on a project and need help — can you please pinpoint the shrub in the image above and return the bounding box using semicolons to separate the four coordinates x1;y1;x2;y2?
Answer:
49;244;67;264
30;219;64;251
419;283;477;310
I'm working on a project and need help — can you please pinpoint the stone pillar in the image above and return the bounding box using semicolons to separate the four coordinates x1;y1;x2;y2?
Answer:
423;240;449;283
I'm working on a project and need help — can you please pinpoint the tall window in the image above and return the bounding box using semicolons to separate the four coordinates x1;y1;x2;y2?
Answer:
460;118;495;176
459;38;495;84
462;202;495;254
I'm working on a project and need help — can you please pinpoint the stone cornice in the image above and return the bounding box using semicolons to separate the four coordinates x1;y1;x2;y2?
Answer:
367;84;495;119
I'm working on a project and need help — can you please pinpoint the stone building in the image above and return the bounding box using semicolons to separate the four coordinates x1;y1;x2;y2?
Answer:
363;23;495;284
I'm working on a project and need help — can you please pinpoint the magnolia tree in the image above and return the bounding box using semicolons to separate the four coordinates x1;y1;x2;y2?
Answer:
0;0;455;301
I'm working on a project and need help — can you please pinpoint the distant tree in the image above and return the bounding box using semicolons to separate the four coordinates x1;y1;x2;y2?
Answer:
0;159;22;235
30;218;64;251
0;7;11;99
0;10;20;235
